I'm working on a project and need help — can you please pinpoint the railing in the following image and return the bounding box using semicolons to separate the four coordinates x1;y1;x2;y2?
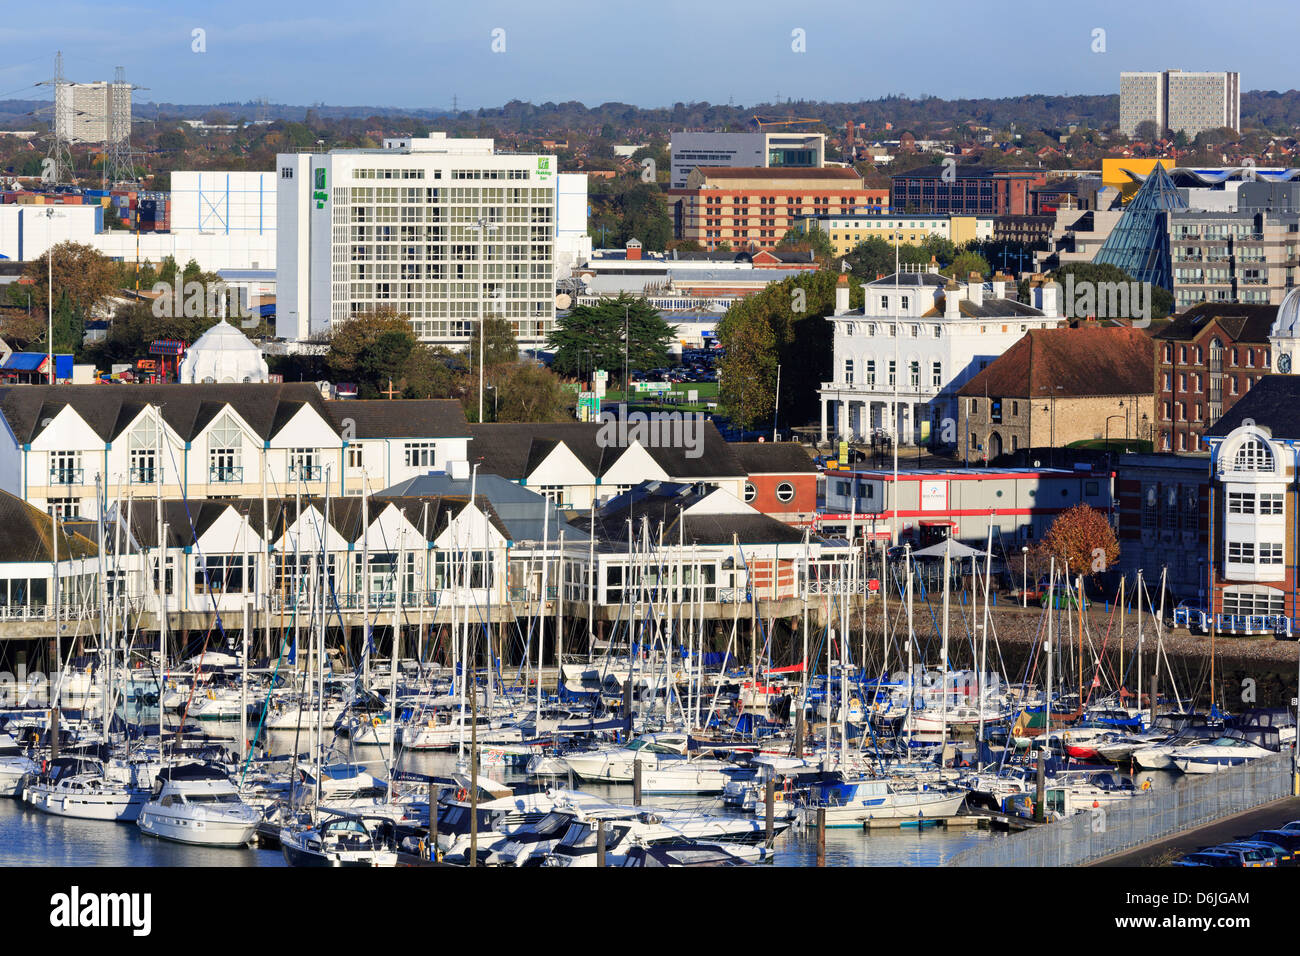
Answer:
289;464;324;481
209;465;243;483
48;468;83;485
268;590;444;611
129;466;160;484
951;752;1293;867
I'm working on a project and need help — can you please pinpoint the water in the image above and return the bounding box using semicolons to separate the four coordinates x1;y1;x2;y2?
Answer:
0;721;1001;867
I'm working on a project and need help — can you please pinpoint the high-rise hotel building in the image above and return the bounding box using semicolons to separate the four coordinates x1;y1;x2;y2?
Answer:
276;134;560;349
1120;70;1240;140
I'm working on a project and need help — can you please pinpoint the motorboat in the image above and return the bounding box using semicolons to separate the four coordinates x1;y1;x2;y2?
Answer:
136;762;262;846
799;776;967;827
1171;733;1279;774
280;813;403;867
562;732;692;782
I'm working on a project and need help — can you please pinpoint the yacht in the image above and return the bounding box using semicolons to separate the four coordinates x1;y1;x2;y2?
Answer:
799;776;967;827
1171;733;1279;774
136;763;262;847
22;755;150;822
562;732;692;782
280;813;403;867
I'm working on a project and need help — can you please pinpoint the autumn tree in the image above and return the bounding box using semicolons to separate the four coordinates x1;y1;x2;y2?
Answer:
482;363;573;423
464;315;519;372
25;242;120;353
1041;504;1120;581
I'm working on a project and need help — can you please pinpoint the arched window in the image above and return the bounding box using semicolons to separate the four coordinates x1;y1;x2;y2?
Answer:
1231;437;1274;473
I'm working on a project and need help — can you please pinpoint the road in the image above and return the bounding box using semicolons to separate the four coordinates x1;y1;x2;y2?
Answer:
1088;794;1300;866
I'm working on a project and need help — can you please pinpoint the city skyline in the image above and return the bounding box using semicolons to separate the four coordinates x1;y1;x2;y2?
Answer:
0;0;1286;114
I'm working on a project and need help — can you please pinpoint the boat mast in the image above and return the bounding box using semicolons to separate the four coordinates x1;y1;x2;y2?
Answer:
940;535;950;758
905;543;913;747
1136;570;1143;724
978;523;992;749
1045;557;1054;748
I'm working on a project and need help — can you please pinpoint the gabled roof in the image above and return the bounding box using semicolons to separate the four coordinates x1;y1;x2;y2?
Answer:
467;421;745;481
1154;303;1278;344
0;385;469;445
956;326;1155;398
572;482;808;546
0;490;97;562
117;494;508;550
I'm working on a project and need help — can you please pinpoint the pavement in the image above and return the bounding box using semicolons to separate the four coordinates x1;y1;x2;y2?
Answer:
1088;794;1300;866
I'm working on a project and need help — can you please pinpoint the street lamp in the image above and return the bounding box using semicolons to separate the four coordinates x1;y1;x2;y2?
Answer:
1021;545;1029;608
470;217;499;423
485;384;498;422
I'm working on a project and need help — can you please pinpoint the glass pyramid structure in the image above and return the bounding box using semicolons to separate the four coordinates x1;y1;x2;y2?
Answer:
1092;162;1187;291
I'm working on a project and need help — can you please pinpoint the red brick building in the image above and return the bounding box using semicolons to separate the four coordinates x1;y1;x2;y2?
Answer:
668;167;887;251
732;442;820;525
1153;303;1277;453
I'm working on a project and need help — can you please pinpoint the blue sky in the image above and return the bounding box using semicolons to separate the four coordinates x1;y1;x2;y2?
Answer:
0;0;1286;111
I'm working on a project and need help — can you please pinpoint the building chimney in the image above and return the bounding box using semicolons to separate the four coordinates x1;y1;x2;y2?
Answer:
967;272;983;308
944;280;961;318
835;274;850;315
1035;280;1060;319
991;273;1010;300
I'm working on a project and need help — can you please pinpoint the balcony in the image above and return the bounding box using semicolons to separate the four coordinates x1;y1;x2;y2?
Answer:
48;467;83;485
288;464;323;482
209;465;243;483
129;466;160;484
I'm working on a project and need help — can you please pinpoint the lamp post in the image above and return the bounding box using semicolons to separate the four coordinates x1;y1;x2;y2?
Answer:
45;208;59;384
1021;545;1029;608
471;217;499;423
485;384;498;422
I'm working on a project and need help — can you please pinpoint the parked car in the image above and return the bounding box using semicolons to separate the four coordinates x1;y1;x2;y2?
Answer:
1244;830;1300;862
1219;841;1286;866
1206;844;1276;867
1172;851;1237;867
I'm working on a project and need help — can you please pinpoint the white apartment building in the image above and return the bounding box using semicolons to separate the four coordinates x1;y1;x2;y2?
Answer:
819;268;1062;445
276;134;558;350
0;384;470;519
1120;70;1240;138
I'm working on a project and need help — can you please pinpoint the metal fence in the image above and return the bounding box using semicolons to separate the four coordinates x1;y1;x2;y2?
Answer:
951;753;1294;867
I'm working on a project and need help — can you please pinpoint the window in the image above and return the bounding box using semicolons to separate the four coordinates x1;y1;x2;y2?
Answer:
843;358;854;385
152;556;175;595
1231;437;1273;472
1260;543;1284;565
347;444;364;470
865;360;875;386
932;361;942;388
49;451;82;485
1222;588;1285;616
743;482;756;503
1228;491;1255;514
404;441;437;468
1228;541;1255;564
195;554;254;594
129;448;157;484
775;482;795;503
888;360;896;387
289;448;321;482
909;361;919;389
47;497;78;520
1260;493;1284;515
207;414;243;483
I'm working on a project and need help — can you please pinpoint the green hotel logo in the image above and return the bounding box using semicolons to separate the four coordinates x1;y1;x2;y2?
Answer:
536;157;552;181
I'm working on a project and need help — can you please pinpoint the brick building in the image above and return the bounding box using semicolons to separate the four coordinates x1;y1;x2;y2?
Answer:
730;442;819;526
1152;303;1277;453
668;167;887;251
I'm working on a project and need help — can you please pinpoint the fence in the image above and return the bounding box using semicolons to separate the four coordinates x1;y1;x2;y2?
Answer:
951;752;1294;867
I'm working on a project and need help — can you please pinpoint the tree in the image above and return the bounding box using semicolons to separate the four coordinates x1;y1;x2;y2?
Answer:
1041;504;1119;581
326;309;420;397
548;294;673;385
941;251;991;280
776;225;834;261
490;363;573;422
402;345;462;398
464;315;519;372
1133;120;1158;143
717;271;860;429
26;242;118;327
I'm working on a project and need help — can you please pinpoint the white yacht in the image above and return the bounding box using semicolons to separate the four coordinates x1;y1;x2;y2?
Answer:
1171;735;1279;774
562;732;692;782
136;763;262;846
23;755;150;822
280;813;402;867
799;776;968;827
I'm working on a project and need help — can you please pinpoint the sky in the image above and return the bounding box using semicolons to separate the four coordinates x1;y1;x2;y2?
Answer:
0;0;1289;112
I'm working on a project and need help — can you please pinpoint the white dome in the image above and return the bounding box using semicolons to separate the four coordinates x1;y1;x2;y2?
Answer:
1270;287;1300;340
178;320;269;384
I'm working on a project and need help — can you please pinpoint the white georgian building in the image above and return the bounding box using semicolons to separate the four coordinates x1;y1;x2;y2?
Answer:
819;267;1063;445
0;384;470;519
